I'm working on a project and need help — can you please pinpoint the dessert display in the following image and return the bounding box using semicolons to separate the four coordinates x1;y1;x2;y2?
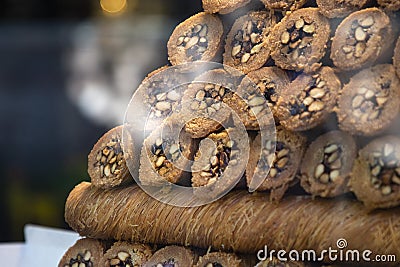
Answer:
60;1;400;266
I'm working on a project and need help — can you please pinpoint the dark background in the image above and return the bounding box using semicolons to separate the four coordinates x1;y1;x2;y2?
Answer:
0;0;201;241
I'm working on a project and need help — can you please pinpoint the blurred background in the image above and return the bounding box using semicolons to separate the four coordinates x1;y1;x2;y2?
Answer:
0;0;201;241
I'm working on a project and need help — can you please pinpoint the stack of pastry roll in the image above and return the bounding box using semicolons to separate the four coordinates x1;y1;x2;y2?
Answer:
61;0;400;266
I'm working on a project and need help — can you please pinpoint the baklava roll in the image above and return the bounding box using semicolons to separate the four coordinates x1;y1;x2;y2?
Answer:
58;238;106;267
223;11;278;74
192;128;248;199
260;0;307;11
336;64;400;136
167;12;224;65
131;65;195;134
275;66;341;131
234;67;290;129
88;126;134;189
181;68;240;138
269;8;331;73
300;131;357;198
246;126;306;201
102;242;152;267
139;117;196;186
330;8;393;71
350;135;400;210
65;182;400;257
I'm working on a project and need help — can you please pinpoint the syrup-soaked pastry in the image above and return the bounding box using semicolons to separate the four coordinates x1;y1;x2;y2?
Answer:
275;66;341;131
132;65;192;133
246;126;306;201
269;8;331;73
234;67;290;129
167;12;224;65
102;242;152;267
65;182;400;256
330;8;393;71
300;131;357;198
181;68;241;138
191;128;248;199
223;11;278;74
58;238;106;267
139;117;196;186
350;135;400;210
336;64;400;136
88;126;134;189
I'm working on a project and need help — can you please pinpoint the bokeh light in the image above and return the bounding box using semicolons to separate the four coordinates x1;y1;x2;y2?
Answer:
100;0;127;14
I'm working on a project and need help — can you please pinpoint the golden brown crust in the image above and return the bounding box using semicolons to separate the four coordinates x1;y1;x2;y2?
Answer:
336;64;400;136
350;135;400;210
223;11;278;74
58;238;106;267
300;130;357;198
246;126;306;201
330;8;393;71
275;66;341;131
181;69;240;138
139;117;195;186
234;67;289;129
269;8;331;73
102;241;152;267
191;128;248;200
65;182;400;257
167;12;224;65
131;64;205;134
88;126;133;189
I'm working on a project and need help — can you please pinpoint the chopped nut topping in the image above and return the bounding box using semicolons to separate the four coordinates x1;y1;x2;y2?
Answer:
195;131;240;186
279;18;317;63
367;143;400;196
66;251;93;267
350;82;389;122
145;76;183;120
177;24;209;60
313;143;343;184
341;17;374;59
95;137;124;178
189;83;230;116
258;141;291;179
230;18;267;65
150;137;182;174
285;74;331;120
